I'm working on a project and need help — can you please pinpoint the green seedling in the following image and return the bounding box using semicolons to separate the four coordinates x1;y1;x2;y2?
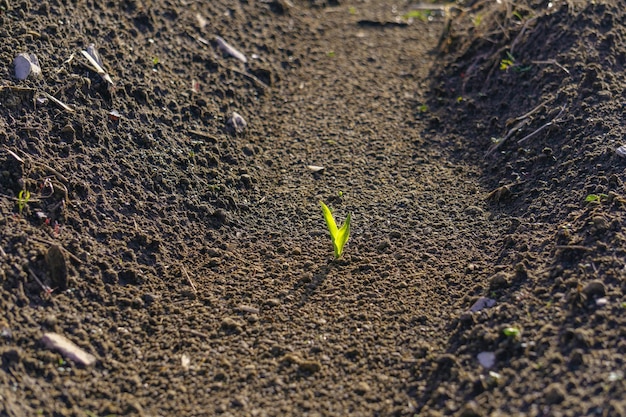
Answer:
503;327;520;337
320;201;351;259
17;189;30;215
500;52;532;72
472;14;483;27
402;10;430;21
585;193;608;203
500;52;516;70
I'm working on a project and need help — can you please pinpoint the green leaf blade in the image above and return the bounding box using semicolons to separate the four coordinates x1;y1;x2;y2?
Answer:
334;212;351;258
320;201;338;235
320;201;351;259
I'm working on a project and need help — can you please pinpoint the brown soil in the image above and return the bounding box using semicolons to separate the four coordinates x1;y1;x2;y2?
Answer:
1;1;625;416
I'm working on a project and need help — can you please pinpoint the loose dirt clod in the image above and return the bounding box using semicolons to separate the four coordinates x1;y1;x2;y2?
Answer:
45;245;68;291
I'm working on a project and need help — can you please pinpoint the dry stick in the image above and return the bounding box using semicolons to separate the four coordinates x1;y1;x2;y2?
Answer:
510;16;538;56
512;97;552;122
181;266;197;294
485;98;555;157
517;104;567;145
4;148;24;163
0;246;6;257
29;235;83;265
179;328;210;339
531;59;570;75
42;92;73;113
27;267;54;293
485;118;530;157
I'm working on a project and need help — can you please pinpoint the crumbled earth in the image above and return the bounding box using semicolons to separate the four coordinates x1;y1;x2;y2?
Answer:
1;0;625;416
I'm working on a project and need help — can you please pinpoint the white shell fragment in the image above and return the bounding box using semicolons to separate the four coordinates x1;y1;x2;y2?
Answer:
227;111;247;133
477;351;496;369
41;332;96;367
215;36;248;63
469;296;496;313
14;53;42;80
616;145;626;158
181;353;191;370
307;165;325;173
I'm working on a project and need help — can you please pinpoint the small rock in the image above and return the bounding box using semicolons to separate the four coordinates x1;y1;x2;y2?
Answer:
227;111;247;134
240;174;253;188
354;381;371;395
469;297;496;313
307;165;324;173
477;351;496;369
464;206;484;216
568;349;584;367
265;298;281;307
45;245;68;290
489;272;509;290
616;145;626;158
14;53;42;80
43;315;58;329
582;280;606;299
458;401;483;417
238;304;260;314
297;359;321;373
220;317;243;334
459;312;474;325
545;383;566;404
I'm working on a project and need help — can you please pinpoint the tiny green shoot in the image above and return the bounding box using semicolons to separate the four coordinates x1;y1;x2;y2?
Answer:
402;10;429;21
327;51;336;58
472;14;483;27
17;189;30;215
320;201;351;259
585;193;608;203
500;52;516;70
348;6;356;15
503;327;520;337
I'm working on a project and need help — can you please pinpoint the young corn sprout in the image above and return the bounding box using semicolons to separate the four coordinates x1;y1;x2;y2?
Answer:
320;201;351;259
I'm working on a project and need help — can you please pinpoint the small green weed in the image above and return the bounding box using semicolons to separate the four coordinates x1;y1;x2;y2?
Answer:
320;201;351;259
500;52;516;70
503;327;520;337
585;193;608;203
500;52;532;72
17;189;30;215
402;10;429;21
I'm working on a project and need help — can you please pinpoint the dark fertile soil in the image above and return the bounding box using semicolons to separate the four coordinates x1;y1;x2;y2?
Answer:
1;0;625;416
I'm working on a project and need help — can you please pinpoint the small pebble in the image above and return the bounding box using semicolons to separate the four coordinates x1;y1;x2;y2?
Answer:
545;383;566;404
489;272;509;290
477;351;495;369
227;111;247;133
238;305;260;314
582;280;606;299
265;298;281;307
14;53;41;80
354;381;371;395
